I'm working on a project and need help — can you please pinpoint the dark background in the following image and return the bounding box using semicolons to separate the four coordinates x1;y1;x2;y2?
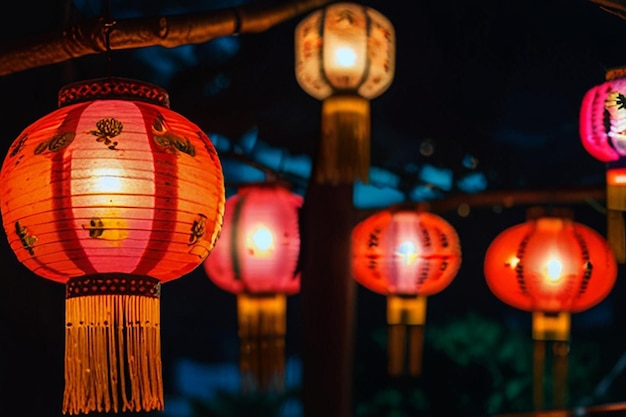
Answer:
3;1;626;416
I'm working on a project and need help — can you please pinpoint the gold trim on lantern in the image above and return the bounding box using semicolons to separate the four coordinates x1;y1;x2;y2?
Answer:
58;77;171;108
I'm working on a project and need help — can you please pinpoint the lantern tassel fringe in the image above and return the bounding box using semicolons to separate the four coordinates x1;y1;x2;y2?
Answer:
237;293;286;394
63;295;163;415
317;94;371;185
387;294;427;377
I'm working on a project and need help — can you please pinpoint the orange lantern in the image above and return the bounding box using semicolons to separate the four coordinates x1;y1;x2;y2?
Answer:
351;208;462;376
295;2;395;184
484;211;617;410
203;183;302;393
0;77;225;415
580;67;626;263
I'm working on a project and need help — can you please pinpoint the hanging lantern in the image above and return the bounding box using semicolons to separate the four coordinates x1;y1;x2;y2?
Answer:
484;211;617;410
580;67;626;263
0;77;225;415
203;183;302;393
351;208;462;376
295;2;395;184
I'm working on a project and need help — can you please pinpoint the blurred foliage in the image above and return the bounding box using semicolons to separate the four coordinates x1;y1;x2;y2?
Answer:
173;311;625;417
353;311;621;417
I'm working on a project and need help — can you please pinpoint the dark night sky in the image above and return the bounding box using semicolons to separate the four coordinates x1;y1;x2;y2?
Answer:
3;1;626;416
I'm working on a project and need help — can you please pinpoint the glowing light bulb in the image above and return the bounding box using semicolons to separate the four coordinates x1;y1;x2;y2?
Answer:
546;258;562;282
93;168;122;193
249;225;274;257
506;256;520;269
334;47;357;68
395;241;418;265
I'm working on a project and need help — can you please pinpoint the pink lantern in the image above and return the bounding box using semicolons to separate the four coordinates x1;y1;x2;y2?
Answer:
580;67;626;262
203;183;302;392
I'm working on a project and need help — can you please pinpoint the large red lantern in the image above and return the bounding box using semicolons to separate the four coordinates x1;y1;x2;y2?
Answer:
0;77;225;414
580;67;626;263
351;208;462;376
203;183;302;393
484;211;617;410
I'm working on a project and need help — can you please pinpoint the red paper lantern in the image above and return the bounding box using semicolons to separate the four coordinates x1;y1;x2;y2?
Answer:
483;213;617;409
0;77;225;414
580;67;626;263
203;183;302;392
484;216;616;315
351;208;462;376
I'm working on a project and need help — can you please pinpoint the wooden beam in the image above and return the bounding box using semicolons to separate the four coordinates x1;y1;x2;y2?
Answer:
0;0;333;76
588;0;626;19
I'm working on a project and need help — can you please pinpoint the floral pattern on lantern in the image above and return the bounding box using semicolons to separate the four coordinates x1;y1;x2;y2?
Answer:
1;77;225;415
351;208;462;376
203;183;302;393
580;67;626;263
295;2;395;184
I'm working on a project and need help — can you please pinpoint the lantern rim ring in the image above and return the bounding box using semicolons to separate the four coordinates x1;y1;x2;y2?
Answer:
57;76;170;108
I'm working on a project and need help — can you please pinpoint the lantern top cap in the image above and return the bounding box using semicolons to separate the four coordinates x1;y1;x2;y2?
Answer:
58;77;170;109
605;67;626;81
526;206;574;221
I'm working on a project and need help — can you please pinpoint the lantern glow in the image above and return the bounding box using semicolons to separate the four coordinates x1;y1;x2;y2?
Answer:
545;258;563;282
0;77;225;415
204;183;302;393
249;224;274;256
396;241;418;266
352;208;462;376
484;212;617;410
334;46;358;68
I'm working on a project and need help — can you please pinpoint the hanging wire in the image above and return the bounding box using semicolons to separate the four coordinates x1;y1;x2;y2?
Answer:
102;0;116;76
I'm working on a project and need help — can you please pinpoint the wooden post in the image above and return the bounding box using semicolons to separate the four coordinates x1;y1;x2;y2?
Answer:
301;182;356;417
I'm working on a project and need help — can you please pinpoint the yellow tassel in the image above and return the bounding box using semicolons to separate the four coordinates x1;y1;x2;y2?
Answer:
317;94;371;185
237;293;286;393
386;294;427;377
607;209;626;264
63;293;163;414
606;183;626;263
